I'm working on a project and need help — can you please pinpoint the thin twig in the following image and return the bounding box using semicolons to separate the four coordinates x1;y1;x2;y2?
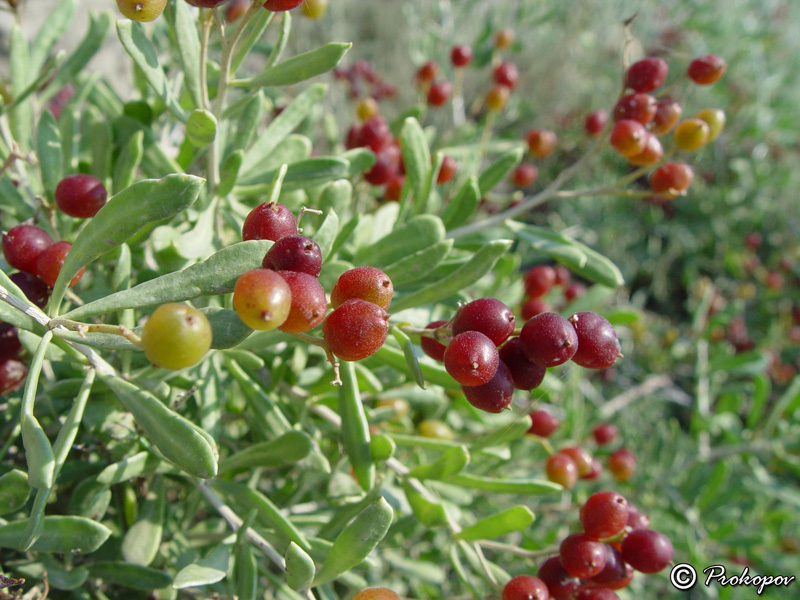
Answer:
476;540;559;561
598;374;675;418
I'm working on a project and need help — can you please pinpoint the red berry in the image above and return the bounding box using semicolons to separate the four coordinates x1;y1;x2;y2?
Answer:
444;331;500;387
365;149;400;186
242;202;297;242
263;0;304;11
613;93;656;125
589;545;634;590
9;272;50;309
499;337;546;391
225;0;249;22
493;62;519;89
520;312;578;367
276;271;327;333
537;557;580;599
621;529;674;574
564;283;586;303
186;0;228;6
626;506;650;530
416;61;438;84
36;241;85;288
627;132;663;166
559;533;608;579
384;176;405;202
512;164;538;188
576;588;620;600
687;54;726;85
650;163;693;198
525;265;556;298
554;266;571;286
568;312;621;369
322;299;389;361
609;119;647;157
546;453;578;489
437;156;458;184
0;323;22;361
262;234;322;277
521;297;549;320
2;225;54;275
359;116;392;152
0;357;27;395
528;410;559;438
233;269;292;331
608;448;636;482
451;45;474;68
427;81;452;107
559;446;593;478
585;110;608;136
580;491;629;540
55;174;107;219
625;57;668;93
651;98;682;135
330;267;393;310
526;129;557;158
582;458;603;481
502;575;550;600
486;85;511;111
462;360;515;413
420;320;448;362
451;298;515;347
592;423;618;446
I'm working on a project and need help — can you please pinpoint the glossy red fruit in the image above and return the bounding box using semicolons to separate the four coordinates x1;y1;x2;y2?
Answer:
263;0;304;11
462;360;514;413
592;423;618;446
451;45;474;67
225;0;249;21
276;271;327;333
0;323;22;360
569;312;621;369
650;163;694;198
331;267;393;310
37;241;85;288
576;588;620;600
499;337;546;391
486;85;511;111
520;312;579;367
546;453;578;489
609;119;647;157
559;446;593;477
585;110;608;136
625;57;668;93
437;156;458;184
580;491;629;540
451;298;515;347
359;116;392;152
322;299;389;361
55;174;107;219
512;164;538;187
2;225;54;275
608;448;636;482
589;545;634;590
613;93;656;125
9;272;50;309
242;202;297;242
365;149;399;186
444;331;500;386
384;176;405;202
528;410;560;438
0;357;27;395
262;234;322;277
626;505;650;530
427;81;452;107
525;265;556;298
521;297;549;321
627;132;663;166
564;283;586;303
493;62;519;89
554;266;571;286
621;529;674;573
233;269;292;331
687;54;726;85
502;575;550;600
416;61;439;84
420;320;448;362
538;557;580;599
187;0;228;6
559;533;608;579
651;98;682;135
582;458;603;481
526;129;557;158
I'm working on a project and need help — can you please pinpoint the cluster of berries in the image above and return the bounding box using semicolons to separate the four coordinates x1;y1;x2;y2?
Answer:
334;59;398;101
502;491;673;600
521;265;586;321
0;323;27;396
117;0;308;24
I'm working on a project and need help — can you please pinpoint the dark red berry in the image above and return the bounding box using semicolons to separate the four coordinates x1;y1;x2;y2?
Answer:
0;357;27;395
525;265;556;298
187;0;228;6
626;506;650;530
2;225;54;275
559;533;607;579
444;331;499;387
263;0;304;11
242;202;297;242
546;453;578;489
365;148;400;186
322;299;389;362
331;267;393;310
537;557;580;599
384;176;405;202
420;320;448;362
564;283;586;303
592;423;618;446
499;337;545;391
582;458;603;481
608;448;636;482
559;446;593;477
580;491;629;540
36;241;85;288
554;266;571;286
427;81;452;107
651;98;682;135
276;271;327;333
0;323;22;360
462;360;514;413
451;298;515;347
650;163;693;198
512;164;538;188
687;54;726;85
625;57;668;93
9;272;51;309
451;45;474;68
521;297;549;320
621;529;674;574
627;132;663;166
520;312;578;367
502;575;550;600
262;234;322;277
589;545;633;590
437;156;457;184
416;61;439;84
528;410;559;438
576;588;620;600
612;93;656;125
493;62;519;89
568;312;620;369
55;174;107;218
585;110;608;136
610;119;647;157
526;129;557;158
359;116;392;152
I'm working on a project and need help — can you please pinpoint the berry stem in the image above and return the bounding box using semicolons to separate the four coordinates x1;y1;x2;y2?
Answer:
296;206;324;229
49;318;143;348
289;331;342;385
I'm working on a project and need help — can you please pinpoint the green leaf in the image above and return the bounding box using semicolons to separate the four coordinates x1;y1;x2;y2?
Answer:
101;376;218;479
313;498;394;586
232;9;274;73
96;452;176;486
285;542;315;591
236;158;349;194
399;117;431;210
225;358;292;436
455;506;535;541
30;0;76;74
62;240;267;320
121;477;164;567
186;109;217;146
264;11;291;67
765;376;800;437
445;474;562;494
354;214;445;268
173;544;231;589
339;362;374;491
470;418;531;451
219;431;312;475
50;174;204;314
403;482;450;527
165;0;203;109
228;92;267;155
369;345;460;390
314;209;339;261
340;147;375;177
112;130;144;194
234;43;351;88
408;446;470;480
391;328;426;390
384;240;454;287
0;470;30;516
478;147;524;194
392;239;513;311
90;115;112;182
206;307;253;349
9;25;32;148
36;110;62;201
0;516;111;553
441;176;481;230
89;563;172;591
710;350;770;377
234;533;258;600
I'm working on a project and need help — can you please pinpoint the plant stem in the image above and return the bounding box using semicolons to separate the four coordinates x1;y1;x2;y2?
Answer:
477;539;559;561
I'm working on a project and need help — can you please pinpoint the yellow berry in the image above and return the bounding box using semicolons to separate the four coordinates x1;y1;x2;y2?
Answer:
116;0;167;22
301;0;328;19
673;118;710;152
140;304;212;370
695;108;726;142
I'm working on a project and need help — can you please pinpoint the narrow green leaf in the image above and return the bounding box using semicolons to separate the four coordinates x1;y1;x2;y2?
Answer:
121;477;164;566
313;209;339;261
234;539;258;600
264;11;291;67
471;418;531;451
403;482;450;527
391;328;425;390
339;362;374;490
0;516;111;553
445;473;561;494
225;358;292;435
36;111;62;200
165;0;203;109
96;452;175;486
112;130;144;194
285;542;315;591
29;0;76;74
340;147;375;177
173;544;231;589
354;214;445;268
89;563;172;591
408;446;470;480
234;43;351;88
20;332;55;490
219;431;312;475
384;240;453;287
478;147;524;194
441;176;480;230
765;376;800;437
9;25;32;148
236;158;349;194
232;9;274;72
455;506;535;541
328;215;359;261
369;345;459;390
0;470;30;516
399;117;431;209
